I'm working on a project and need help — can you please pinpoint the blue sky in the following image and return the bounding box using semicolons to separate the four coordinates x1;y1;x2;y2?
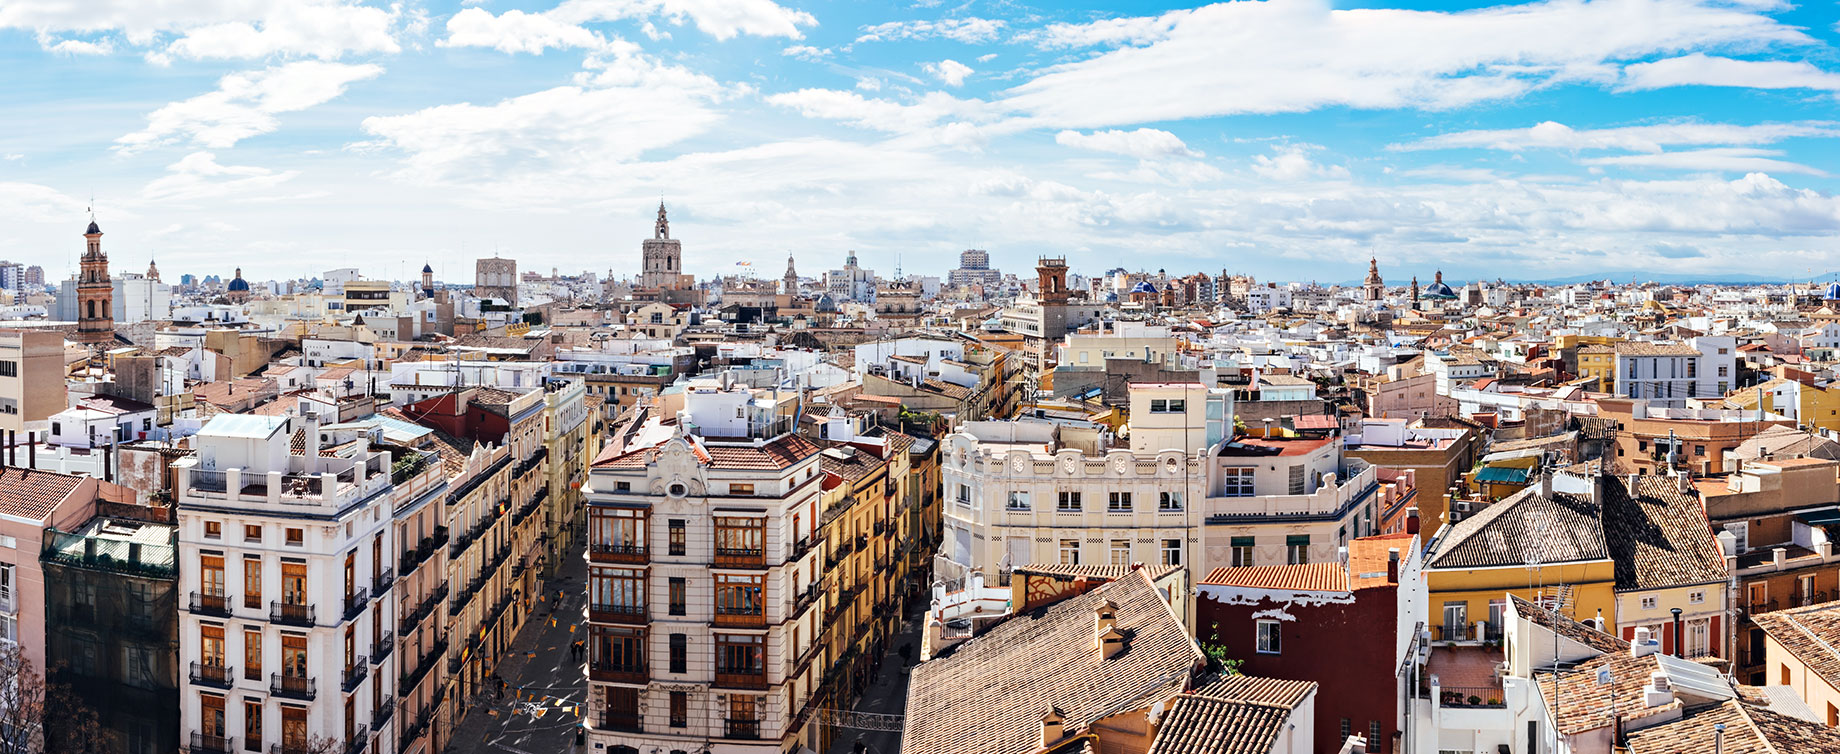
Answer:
2;0;1838;287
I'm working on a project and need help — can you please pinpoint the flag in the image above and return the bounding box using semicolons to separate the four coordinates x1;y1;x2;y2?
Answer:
534;709;548;719
736;261;752;267
569;624;576;634
488;710;499;718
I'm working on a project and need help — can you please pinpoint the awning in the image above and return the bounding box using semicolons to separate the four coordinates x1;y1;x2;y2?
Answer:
1795;508;1840;527
1475;466;1533;485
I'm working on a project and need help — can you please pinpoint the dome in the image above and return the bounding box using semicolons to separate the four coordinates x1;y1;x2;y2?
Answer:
1129;281;1158;295
815;294;839;313
1824;282;1840;300
423;263;434;274
227;269;250;292
85;220;101;234
1422;281;1457;299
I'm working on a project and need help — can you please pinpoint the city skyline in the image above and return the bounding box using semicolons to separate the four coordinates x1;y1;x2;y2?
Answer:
3;0;1840;283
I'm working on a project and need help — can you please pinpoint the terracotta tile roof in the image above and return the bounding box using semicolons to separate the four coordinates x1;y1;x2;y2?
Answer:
1535;651;1676;735
1348;532;1415;589
706;433;820;470
1188;675;1317;707
1628;700;1840;754
0;467;84;521
920;378;972;400
1508;594;1629;654
1614;341;1701;357
1604;476;1728;591
901;571;1203;754
1144;696;1293;754
1201;563;1348;592
1427;484;1608;570
1014;563;1182;581
1752;601;1840;686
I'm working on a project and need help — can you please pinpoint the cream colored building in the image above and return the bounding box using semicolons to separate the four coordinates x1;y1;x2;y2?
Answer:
0;328;64;432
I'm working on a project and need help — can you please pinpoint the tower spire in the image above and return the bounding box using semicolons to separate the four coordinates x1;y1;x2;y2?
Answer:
655;200;670;240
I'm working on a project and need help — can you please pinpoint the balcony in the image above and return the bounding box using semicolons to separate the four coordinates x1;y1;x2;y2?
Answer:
189;592;230;617
1792;591;1830;609
399;584;448;635
399;636;447;693
715;547;766;569
343;659;369;693
271;673;316;701
725;718;762;740
370;696;394;732
344;589;370;622
1438;686;1506;708
399;706;435;752
714;670;768;690
588;662;648;685
189;732;234;754
589;602;647;625
341;735;366;754
190;661;234;688
372;568;394;595
714;606;767;629
271;601;315;627
590;543;648;565
372;631;394;664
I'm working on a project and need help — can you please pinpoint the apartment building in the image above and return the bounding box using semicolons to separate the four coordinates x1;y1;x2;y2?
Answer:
542;379;593;577
582;380;826;753
1598;397;1793;476
0;328;66;433
1612;336;1737;407
175;415;394;754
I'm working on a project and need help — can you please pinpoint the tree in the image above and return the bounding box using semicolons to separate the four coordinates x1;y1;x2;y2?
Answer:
1198;622;1244;676
42;676;112;754
0;644;44;754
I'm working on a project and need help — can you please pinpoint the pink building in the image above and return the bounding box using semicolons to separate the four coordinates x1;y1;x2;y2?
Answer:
0;467;105;673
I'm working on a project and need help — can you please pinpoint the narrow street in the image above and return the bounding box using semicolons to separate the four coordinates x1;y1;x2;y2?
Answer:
446;545;588;754
826;603;925;754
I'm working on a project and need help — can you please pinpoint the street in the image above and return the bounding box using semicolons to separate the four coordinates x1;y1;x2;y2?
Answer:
445;550;589;754
826;603;924;754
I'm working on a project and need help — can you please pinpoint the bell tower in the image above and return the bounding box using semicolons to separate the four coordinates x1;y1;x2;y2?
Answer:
76;217;114;346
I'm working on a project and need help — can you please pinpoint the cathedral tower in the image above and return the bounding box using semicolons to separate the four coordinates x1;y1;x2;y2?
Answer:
75;218;114;346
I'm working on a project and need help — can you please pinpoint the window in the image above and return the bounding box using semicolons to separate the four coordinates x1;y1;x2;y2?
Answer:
200;624;226;670
244;629;262;681
1006;491;1030;511
1057;491;1081;512
1341;719;1351;742
284;528;303;546
1783;664;1792;686
729;483;754;496
1059;540;1081;565
1162;539;1182;566
1158;492;1182;511
715;634;765;678
1687;618;1709;658
956;484;971;505
0;361;13;378
1109;540;1131;566
714;517;766;566
1725;522;1748;553
201;554;226;600
670;691;688;728
669;634;687;674
669;578;686;615
1370;721;1382;749
1256;620;1281;654
615;481;631;492
281;634;307;680
715;574;765;624
590;508;647;557
243;557;262;609
1230;537;1254;567
1220;468;1255;497
1286;534;1309;565
244;699;262;750
1108;492;1132;513
1641;595;1657;610
590;567;646;615
281;562;306;606
244;525;260;542
669;520;686;556
1288;465;1306;495
1718;365;1729;377
1689;590;1705;605
1149;399;1185;413
205;521;222;539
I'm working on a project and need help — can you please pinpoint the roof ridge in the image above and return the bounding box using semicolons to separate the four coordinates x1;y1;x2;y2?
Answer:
1732;700;1779;754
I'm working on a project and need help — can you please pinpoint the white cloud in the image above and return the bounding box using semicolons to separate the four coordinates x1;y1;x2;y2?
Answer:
856;17;1005;43
1056;128;1198;159
924;59;973;87
1621;53;1840;92
976;53;996;63
1580;147;1826;176
116;61;384;154
0;182;87;225
781;44;829;61
1251;145;1350;181
44;37;114;55
1019;9;1190;48
1000;0;1815;129
441;7;604;54
854;76;882;91
765;88;995;143
142;151;301;202
1397;120;1840;153
155;2;400;62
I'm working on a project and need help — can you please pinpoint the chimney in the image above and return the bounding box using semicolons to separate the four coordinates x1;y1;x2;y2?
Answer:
1347;735;1368;754
303;414;321;473
1774;547;1787;571
1595;608;1605;632
1387;548;1400;583
1094;600;1118;639
1539;472;1553;500
1643;671;1674;708
1631;627;1658;658
1040;707;1066;748
1406;507;1420;535
1099;623;1127;660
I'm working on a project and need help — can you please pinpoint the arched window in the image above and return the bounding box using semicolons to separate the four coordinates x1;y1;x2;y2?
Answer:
86;300;95;319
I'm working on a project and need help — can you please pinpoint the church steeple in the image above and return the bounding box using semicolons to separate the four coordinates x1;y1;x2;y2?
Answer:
1363;256;1384;301
655;201;670;240
147;258;160;282
75;217;114;347
783;254;799;296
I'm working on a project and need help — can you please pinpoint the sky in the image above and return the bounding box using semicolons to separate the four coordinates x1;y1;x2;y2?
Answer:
2;0;1839;288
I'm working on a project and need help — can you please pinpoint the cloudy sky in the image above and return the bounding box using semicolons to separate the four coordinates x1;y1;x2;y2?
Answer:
2;0;1839;287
